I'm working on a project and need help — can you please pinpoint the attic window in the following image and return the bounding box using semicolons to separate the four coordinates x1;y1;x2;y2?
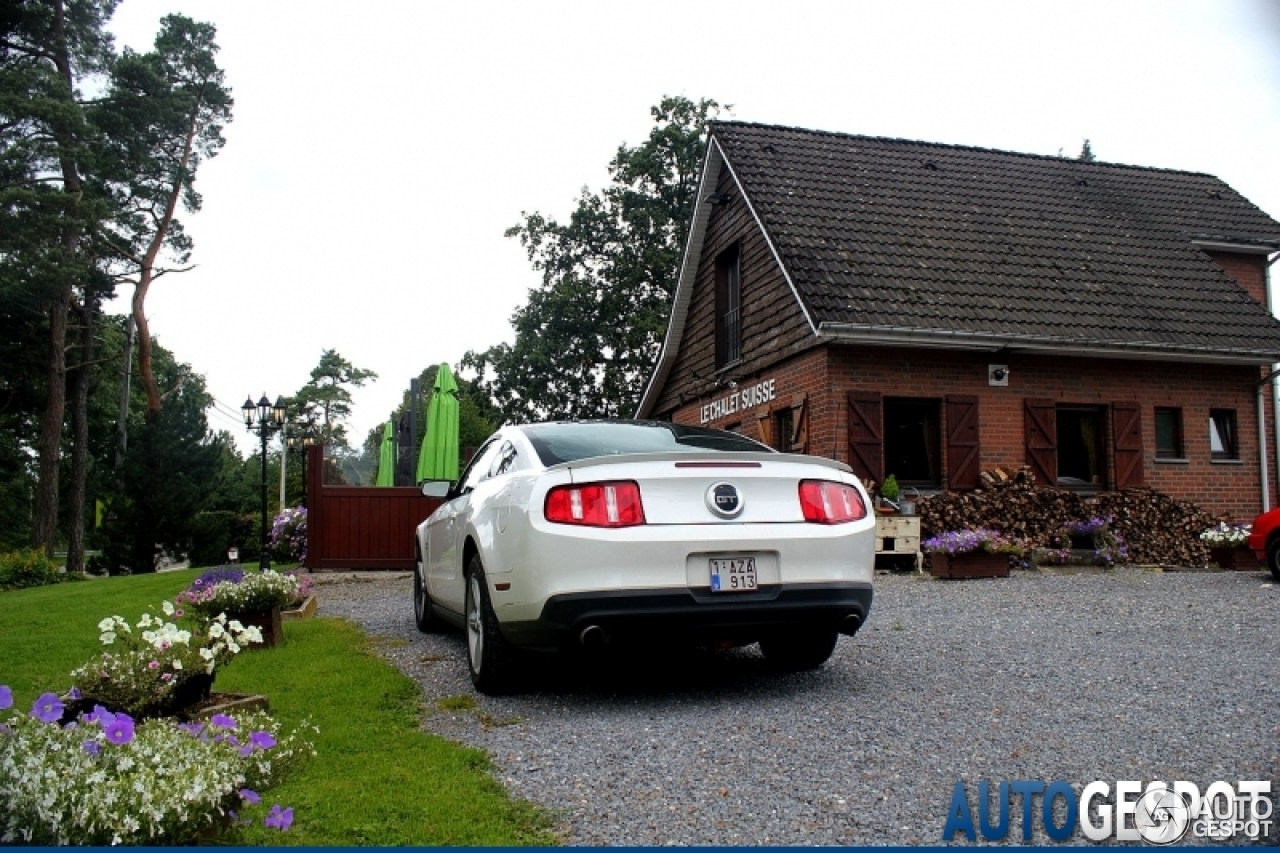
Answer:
715;244;741;369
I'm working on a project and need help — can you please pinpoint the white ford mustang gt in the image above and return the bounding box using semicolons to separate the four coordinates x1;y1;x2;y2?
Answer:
412;420;875;693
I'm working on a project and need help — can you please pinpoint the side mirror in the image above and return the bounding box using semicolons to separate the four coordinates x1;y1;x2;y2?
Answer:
419;480;450;498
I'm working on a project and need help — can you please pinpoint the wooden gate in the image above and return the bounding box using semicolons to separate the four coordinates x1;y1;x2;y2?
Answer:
305;445;443;570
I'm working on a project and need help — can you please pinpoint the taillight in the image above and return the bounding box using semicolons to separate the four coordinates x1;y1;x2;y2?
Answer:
544;481;646;528
799;480;867;524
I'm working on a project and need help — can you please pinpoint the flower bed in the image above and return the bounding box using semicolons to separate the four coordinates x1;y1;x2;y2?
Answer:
0;686;313;845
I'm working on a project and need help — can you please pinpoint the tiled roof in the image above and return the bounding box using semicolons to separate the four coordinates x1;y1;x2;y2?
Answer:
712;121;1280;359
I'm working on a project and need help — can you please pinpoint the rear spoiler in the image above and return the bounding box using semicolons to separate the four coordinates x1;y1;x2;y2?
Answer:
548;451;854;476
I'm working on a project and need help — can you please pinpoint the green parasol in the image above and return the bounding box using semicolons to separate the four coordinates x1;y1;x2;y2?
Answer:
375;419;396;487
416;363;460;483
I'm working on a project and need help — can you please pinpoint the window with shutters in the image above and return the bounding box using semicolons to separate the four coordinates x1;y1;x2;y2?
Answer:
714;244;741;369
774;406;793;453
1057;406;1106;486
1209;409;1238;460
1154;408;1184;460
884;398;941;487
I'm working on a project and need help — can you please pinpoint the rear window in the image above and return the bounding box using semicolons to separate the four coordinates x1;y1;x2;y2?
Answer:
522;421;774;467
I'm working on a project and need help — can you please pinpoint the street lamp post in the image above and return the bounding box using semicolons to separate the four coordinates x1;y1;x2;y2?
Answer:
243;393;285;570
286;422;317;508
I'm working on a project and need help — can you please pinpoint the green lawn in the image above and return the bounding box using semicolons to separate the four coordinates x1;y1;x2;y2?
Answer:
0;572;555;846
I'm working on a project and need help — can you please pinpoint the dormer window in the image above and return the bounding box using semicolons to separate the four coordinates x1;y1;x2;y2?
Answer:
715;244;741;369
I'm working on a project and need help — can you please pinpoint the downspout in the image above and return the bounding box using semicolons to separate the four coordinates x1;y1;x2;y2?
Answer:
1270;251;1280;513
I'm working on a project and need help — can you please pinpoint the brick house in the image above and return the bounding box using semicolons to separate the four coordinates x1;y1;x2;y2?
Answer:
636;122;1280;518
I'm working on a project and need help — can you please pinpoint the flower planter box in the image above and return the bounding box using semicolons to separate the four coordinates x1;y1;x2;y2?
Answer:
281;594;317;620
234;607;284;648
1209;546;1260;571
179;692;270;721
930;551;1010;579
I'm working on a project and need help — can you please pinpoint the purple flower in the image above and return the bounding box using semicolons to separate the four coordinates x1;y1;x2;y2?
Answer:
82;739;101;756
88;705;115;728
250;730;277;750
263;804;294;830
147;660;159;670
239;788;261;804
104;714;135;745
178;721;205;737
0;685;12;710
209;713;238;729
30;692;63;723
67;687;81;701
239;744;254;757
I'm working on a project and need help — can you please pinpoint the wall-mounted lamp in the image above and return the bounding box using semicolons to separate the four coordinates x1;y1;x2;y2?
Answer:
989;365;1009;387
705;192;731;206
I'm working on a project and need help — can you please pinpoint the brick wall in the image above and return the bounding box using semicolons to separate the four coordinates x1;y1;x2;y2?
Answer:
672;343;1277;520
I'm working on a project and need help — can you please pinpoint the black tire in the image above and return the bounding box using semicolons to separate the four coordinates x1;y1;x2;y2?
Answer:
413;551;439;633
464;554;516;694
1268;538;1280;581
759;627;839;671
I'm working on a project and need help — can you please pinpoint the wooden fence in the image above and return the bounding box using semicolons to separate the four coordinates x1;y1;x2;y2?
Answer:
305;445;443;570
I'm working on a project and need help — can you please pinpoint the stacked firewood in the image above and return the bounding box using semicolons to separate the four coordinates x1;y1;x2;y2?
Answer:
917;466;1216;566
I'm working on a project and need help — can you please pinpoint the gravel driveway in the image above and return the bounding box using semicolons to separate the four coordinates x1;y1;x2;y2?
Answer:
316;568;1279;846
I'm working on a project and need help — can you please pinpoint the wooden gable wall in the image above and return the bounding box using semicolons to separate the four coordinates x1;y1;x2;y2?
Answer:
651;166;818;416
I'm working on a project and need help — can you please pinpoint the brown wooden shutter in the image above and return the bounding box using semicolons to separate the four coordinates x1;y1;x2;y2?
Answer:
788;394;809;454
756;409;774;449
1024;398;1058;487
847;391;883;484
1112;402;1145;489
946;395;981;491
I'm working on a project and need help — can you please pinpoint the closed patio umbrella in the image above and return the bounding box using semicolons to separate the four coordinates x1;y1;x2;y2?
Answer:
375;419;396;486
416;363;460;483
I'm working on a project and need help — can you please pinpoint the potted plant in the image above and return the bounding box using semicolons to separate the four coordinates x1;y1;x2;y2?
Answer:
176;569;302;647
922;528;1026;579
1199;521;1255;570
878;474;900;514
68;601;263;719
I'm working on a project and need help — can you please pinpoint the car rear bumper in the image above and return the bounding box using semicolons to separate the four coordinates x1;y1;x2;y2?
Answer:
498;581;873;650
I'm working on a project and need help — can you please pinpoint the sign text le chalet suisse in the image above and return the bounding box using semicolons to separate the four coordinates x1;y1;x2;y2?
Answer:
699;378;777;425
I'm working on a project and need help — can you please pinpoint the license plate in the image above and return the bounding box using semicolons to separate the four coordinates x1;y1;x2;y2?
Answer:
709;557;757;592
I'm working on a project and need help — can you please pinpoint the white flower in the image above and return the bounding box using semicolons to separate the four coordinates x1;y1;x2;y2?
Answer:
226;642;240;654
198;648;214;661
98;617;115;632
161;600;175;616
137;614;154;629
99;631;116;645
171;659;183;671
228;620;244;632
240;626;264;645
208;623;225;639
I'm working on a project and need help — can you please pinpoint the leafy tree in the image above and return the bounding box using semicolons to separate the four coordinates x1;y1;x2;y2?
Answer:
97;347;221;573
1079;139;1096;162
463;96;723;422
93;14;233;420
0;0;119;553
292;349;377;451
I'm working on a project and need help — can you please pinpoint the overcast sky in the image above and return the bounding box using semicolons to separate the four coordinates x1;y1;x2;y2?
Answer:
101;0;1280;454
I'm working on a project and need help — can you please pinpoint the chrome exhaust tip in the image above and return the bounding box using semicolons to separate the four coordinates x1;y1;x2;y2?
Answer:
579;625;606;648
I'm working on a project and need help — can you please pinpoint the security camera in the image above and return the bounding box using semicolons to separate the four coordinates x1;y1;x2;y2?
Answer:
989;365;1009;387
727;380;738;389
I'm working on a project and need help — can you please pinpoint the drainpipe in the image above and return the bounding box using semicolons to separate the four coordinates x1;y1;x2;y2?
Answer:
1259;381;1271;512
1270;252;1280;513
